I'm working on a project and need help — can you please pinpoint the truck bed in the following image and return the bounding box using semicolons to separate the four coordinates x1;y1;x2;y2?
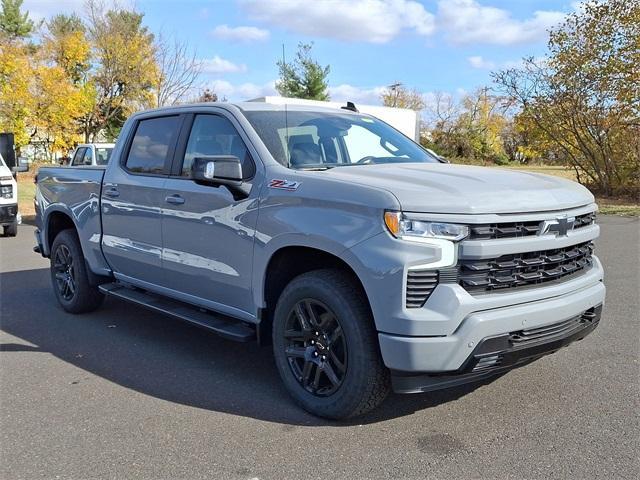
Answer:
36;166;109;275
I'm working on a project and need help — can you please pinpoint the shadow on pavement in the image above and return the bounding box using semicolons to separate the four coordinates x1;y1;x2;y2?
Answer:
0;267;495;426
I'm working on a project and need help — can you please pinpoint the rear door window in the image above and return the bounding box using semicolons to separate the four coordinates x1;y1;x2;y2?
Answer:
125;116;181;175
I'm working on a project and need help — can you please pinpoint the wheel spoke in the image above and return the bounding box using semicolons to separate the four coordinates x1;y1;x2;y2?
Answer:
55;272;67;281
303;300;319;327
312;364;322;389
329;325;343;345
322;362;340;386
329;350;346;373
283;329;306;341
301;361;313;386
285;346;306;359
294;303;312;331
317;312;333;330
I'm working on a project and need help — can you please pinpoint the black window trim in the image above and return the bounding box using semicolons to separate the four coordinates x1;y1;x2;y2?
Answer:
121;114;184;178
169;111;257;181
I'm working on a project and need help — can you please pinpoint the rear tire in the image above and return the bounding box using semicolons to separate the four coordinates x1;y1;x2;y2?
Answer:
50;229;104;314
272;269;390;419
3;221;17;237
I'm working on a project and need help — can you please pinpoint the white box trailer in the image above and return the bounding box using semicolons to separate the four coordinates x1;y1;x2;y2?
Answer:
248;96;420;142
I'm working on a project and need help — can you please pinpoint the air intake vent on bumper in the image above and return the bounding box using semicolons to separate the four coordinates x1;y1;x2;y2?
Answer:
406;270;438;308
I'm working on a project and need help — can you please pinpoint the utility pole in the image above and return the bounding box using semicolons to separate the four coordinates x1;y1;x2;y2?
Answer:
388;82;402;107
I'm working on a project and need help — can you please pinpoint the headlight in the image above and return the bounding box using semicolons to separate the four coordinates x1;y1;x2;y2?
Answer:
384;211;469;242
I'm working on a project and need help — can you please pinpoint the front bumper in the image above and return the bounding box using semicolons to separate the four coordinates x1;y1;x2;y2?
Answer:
0;203;18;224
379;274;605;374
392;304;602;393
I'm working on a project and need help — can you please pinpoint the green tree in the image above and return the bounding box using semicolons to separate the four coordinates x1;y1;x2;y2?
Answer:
494;0;639;196
276;42;330;101
0;0;34;40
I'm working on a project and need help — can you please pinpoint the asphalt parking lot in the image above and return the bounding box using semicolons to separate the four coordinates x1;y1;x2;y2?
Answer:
1;217;638;480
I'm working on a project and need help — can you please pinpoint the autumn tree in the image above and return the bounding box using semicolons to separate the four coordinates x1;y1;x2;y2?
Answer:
83;1;158;140
276;42;330;101
381;83;425;111
494;0;639;196
424;88;511;163
0;39;33;146
33;14;95;155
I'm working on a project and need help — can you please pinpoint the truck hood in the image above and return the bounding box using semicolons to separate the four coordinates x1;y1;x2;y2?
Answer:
324;163;595;214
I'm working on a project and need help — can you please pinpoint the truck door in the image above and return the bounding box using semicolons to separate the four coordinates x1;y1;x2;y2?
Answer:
101;114;183;285
160;112;261;318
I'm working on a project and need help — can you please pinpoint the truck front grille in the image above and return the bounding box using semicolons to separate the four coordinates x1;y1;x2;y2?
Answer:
458;241;594;293
468;212;595;240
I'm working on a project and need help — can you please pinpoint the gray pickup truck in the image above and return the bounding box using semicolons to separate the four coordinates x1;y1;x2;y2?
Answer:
34;102;605;419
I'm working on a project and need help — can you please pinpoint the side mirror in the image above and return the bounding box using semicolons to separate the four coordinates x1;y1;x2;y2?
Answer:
191;156;243;184
11;157;29;174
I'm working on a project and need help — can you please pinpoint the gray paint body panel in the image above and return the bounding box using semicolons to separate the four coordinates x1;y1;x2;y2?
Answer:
34;102;605;375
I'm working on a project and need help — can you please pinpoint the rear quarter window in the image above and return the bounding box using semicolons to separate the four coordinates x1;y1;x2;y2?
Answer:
125;116;181;174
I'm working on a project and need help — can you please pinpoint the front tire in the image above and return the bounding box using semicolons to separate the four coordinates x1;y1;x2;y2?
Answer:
50;229;104;314
272;269;390;419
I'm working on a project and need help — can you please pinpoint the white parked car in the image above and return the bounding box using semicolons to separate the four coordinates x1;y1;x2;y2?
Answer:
0;153;21;236
69;143;115;167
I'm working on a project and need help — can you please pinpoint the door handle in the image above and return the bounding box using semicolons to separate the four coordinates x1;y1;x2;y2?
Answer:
165;194;185;205
104;188;119;198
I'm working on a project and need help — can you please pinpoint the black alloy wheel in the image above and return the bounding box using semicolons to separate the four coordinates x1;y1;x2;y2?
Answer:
49;229;104;313
283;299;347;396
272;269;390;419
53;243;76;301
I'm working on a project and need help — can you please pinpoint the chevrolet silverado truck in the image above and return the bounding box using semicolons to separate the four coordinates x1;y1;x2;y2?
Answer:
34;103;605;419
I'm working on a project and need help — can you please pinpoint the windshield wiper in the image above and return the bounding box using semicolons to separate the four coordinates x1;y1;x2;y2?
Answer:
293;164;336;171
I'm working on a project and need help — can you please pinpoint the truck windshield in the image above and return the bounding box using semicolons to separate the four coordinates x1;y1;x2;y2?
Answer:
243;110;439;169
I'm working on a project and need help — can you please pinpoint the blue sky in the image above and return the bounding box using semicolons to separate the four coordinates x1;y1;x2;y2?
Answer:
24;0;578;104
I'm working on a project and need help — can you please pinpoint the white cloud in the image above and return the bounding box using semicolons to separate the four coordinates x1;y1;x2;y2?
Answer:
208;80;277;101
438;0;566;45
201;56;247;74
211;24;270;42
23;0;87;20
329;84;387;105
467;56;495;69
240;0;435;43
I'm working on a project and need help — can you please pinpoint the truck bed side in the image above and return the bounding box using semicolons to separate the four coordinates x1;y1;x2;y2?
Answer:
36;166;111;276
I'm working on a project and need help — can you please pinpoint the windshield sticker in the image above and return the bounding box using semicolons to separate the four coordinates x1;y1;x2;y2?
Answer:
269;179;301;191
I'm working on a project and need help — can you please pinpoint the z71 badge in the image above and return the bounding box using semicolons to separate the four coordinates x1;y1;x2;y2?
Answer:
269;179;301;191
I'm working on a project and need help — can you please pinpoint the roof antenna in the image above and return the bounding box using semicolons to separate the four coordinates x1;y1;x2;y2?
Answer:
341;101;359;113
282;44;291;168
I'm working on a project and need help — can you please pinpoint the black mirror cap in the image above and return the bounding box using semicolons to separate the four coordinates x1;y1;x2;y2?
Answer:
191;155;243;185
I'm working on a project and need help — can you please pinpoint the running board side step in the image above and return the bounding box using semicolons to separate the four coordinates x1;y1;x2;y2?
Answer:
98;283;256;342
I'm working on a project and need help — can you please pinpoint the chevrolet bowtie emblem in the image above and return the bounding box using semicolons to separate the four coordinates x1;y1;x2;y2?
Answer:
539;216;575;237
